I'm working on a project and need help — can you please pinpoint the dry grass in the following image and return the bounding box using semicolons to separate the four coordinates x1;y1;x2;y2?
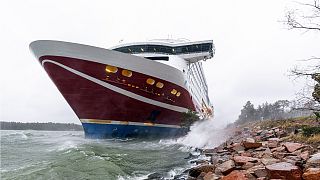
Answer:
287;134;320;145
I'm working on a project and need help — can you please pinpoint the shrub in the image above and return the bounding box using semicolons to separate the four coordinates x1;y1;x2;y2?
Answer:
181;110;200;128
302;127;320;137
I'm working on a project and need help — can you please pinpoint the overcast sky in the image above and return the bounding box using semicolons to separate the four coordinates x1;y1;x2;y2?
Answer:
1;0;319;125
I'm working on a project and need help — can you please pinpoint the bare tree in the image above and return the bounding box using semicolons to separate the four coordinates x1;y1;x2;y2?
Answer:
285;0;320;31
285;0;320;118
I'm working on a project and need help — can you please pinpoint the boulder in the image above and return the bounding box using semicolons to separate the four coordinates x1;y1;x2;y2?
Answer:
203;172;220;180
268;138;280;148
233;156;259;166
284;156;303;165
243;142;263;149
188;164;215;178
306;152;320;168
266;162;302;180
215;160;235;175
241;162;256;170
271;146;285;153
300;151;310;161
221;170;247;180
283;142;303;153
261;158;280;166
232;143;245;152
246;138;255;143
246;164;266;178
302;168;320;180
254;168;268;178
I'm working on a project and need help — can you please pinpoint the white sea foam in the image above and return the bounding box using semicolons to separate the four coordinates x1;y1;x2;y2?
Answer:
176;118;229;149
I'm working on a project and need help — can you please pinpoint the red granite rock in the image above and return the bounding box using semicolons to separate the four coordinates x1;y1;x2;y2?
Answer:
266;162;302;180
203;172;220;180
271;146;285;153
188;164;215;178
300;151;310;161
268;138;280;149
302;168;320;180
283;142;303;153
221;170;247;180
254;168;268;178
245;137;254;142
232;143;245;152
306;152;320;168
243;142;263;149
233;155;259;165
215;160;235;175
261;158;280;166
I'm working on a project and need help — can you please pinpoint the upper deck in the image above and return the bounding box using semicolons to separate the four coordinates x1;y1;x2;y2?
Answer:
111;39;215;63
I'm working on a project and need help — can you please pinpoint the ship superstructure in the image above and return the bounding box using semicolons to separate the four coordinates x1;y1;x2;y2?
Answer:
112;39;214;117
30;39;215;138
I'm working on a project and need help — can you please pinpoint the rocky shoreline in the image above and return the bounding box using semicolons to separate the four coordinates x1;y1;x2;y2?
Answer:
182;123;320;180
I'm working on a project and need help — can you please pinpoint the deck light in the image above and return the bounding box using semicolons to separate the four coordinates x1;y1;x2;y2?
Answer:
146;78;155;85
171;89;177;95
156;82;164;88
122;69;132;77
176;92;181;97
105;65;118;73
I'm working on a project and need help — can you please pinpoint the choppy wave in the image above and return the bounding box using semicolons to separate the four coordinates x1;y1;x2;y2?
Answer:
1;120;228;179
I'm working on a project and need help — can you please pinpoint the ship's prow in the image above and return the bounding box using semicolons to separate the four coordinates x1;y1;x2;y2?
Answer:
30;39;214;138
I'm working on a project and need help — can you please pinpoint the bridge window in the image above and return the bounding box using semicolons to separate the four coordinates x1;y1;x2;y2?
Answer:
113;43;212;55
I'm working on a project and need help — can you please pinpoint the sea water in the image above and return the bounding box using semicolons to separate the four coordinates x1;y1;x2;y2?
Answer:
0;120;228;180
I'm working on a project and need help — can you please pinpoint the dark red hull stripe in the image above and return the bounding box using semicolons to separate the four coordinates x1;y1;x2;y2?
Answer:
42;59;189;126
39;55;195;110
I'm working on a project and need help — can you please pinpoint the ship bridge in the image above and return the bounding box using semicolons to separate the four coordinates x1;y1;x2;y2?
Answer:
111;40;215;63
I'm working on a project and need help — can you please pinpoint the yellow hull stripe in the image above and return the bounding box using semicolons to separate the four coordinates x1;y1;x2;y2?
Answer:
80;119;181;129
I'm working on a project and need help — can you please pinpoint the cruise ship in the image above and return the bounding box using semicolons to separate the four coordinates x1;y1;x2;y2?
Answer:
30;39;215;138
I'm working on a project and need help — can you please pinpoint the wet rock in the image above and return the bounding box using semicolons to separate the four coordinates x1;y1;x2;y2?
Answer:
272;152;288;159
255;147;266;151
147;172;164;180
217;149;229;154
203;172;220;180
215;160;235;175
306;152;320;168
241;162;256;170
243;142;263;149
232;143;245;152
284;155;303;165
266;162;302;180
233;156;259;166
189;159;209;165
188;164;215;178
283;142;303;153
263;147;272;156
245;138;255;143
253;168;268;178
271;146;285;153
256;177;267;180
261;158;280;166
268;138;280;149
300;151;310;161
221;170;247;180
240;152;252;157
302;168;320;180
198;172;208;179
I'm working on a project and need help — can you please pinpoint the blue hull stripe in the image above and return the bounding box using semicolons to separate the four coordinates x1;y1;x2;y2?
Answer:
82;123;188;139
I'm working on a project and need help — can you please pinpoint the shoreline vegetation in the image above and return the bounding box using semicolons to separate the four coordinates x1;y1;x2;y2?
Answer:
0;121;83;131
